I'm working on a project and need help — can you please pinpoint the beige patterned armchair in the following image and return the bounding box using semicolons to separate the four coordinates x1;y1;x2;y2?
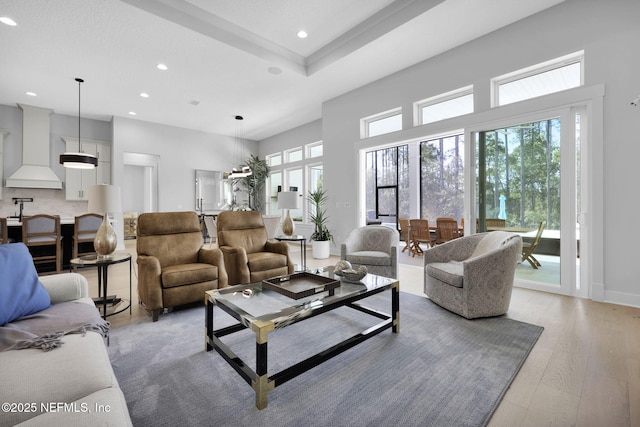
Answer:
424;231;522;319
341;225;399;279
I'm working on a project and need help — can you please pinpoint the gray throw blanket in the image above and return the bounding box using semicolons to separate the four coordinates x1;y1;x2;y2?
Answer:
0;301;110;352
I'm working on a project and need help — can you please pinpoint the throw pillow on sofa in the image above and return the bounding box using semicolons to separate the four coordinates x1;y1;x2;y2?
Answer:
0;243;51;325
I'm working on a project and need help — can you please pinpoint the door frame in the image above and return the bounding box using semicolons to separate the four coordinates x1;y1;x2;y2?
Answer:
465;88;603;298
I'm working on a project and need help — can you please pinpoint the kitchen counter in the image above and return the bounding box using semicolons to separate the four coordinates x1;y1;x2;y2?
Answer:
6;216;76;226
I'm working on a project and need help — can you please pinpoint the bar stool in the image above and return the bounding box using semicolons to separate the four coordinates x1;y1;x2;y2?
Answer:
73;213;103;259
0;217;7;244
22;214;62;274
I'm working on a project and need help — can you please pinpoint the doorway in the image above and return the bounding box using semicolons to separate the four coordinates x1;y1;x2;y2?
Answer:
122;152;159;214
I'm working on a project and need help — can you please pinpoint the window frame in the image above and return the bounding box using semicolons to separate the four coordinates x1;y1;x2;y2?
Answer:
414;85;474;126
360;107;403;139
491;51;584;107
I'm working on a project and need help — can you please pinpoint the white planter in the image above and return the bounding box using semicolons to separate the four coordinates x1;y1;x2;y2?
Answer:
312;240;330;259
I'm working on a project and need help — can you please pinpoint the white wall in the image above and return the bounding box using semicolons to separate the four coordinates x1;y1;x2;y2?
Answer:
0;104;112;217
111;116;257;213
260;0;640;307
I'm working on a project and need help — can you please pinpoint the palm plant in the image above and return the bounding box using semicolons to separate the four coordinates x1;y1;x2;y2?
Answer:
239;155;270;213
307;188;333;242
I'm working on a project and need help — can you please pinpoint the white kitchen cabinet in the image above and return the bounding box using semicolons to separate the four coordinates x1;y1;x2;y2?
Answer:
63;138;111;200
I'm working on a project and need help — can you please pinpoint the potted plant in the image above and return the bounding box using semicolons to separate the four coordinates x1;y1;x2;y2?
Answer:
307;188;333;259
240;154;270;213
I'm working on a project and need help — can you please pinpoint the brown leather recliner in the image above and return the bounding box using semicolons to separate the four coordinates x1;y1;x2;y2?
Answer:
216;211;294;285
136;211;228;321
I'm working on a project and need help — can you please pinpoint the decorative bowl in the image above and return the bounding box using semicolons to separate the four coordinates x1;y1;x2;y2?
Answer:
333;260;352;276
340;266;368;283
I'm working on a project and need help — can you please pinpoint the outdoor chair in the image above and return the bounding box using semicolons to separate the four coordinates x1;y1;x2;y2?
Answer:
398;218;411;253
522;221;546;269
435;218;461;244
409;219;436;256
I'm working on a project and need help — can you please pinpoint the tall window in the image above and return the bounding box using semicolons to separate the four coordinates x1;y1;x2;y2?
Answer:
420;134;464;221
267;142;323;223
365;145;409;227
478;119;561;229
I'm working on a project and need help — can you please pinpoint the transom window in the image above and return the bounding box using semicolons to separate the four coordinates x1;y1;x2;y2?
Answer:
415;86;474;125
492;51;583;106
361;108;402;138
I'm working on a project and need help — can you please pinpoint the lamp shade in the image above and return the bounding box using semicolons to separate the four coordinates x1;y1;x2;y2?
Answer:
277;191;300;209
88;184;121;214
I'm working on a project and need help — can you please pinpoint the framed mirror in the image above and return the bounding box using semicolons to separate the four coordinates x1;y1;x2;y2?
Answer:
195;170;229;212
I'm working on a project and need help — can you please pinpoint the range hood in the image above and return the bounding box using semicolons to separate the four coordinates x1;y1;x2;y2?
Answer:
6;104;63;189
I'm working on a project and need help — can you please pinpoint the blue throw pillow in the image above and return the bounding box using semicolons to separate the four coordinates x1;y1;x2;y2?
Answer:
0;243;51;325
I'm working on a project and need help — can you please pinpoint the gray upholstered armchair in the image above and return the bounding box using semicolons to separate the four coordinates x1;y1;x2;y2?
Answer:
424;231;522;319
340;225;399;279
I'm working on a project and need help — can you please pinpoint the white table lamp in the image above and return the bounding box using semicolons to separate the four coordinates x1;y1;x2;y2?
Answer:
277;191;300;236
88;184;122;258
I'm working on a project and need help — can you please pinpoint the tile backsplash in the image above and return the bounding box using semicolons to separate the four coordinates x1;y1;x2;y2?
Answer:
0;188;87;219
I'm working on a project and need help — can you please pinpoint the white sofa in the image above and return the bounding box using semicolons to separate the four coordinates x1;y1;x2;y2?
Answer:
0;273;132;426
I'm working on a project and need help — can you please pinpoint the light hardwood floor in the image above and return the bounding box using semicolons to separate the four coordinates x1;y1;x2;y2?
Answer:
78;239;640;427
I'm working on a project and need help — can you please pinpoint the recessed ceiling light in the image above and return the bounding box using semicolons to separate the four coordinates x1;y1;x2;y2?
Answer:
25;91;37;97
268;67;282;75
0;17;17;26
139;92;149;98
128;111;137;116
156;63;168;71
297;30;308;39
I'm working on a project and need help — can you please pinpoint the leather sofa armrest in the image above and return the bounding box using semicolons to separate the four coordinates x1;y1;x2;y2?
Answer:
264;241;295;274
264;241;289;256
199;247;228;287
219;246;249;285
40;273;89;303
136;254;163;311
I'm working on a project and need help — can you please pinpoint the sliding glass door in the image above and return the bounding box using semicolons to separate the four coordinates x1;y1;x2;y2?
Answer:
475;108;584;295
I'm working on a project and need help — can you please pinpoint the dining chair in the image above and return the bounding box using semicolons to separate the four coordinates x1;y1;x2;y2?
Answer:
435;217;461;245
73;213;103;259
22;214;62;274
398;218;411;253
409;219;435;256
0;217;7;244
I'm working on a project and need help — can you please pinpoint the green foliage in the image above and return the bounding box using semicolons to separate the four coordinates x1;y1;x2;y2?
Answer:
238;155;270;213
307;188;333;242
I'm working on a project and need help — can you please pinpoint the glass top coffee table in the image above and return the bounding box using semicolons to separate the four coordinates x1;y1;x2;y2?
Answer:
205;267;399;409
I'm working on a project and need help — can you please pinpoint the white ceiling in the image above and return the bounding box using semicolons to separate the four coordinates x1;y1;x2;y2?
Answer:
0;0;565;141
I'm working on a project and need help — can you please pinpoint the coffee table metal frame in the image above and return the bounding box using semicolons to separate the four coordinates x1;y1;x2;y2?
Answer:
205;271;399;409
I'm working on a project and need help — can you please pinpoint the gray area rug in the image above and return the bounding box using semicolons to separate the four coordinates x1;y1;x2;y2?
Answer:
107;292;543;427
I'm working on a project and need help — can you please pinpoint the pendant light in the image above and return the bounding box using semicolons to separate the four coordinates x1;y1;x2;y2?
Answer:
228;115;252;178
60;78;98;169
